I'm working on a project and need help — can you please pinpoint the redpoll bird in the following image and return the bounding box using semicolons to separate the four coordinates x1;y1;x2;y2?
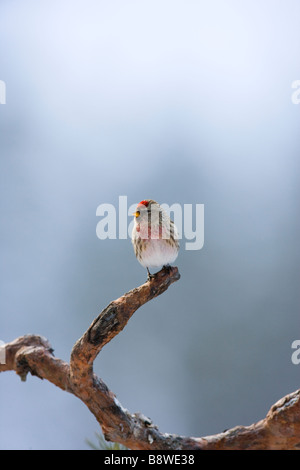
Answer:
132;199;180;280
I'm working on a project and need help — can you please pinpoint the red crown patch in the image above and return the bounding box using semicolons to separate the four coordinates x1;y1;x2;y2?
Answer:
137;200;150;207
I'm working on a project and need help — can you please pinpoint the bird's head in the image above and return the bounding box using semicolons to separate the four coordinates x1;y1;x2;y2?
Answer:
133;199;158;222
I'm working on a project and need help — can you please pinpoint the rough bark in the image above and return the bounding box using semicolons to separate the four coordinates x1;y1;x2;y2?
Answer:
1;266;299;450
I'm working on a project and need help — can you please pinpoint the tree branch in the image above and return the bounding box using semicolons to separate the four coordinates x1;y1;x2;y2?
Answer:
1;266;299;450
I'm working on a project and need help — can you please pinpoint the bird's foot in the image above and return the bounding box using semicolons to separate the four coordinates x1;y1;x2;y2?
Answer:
147;268;155;281
162;264;172;274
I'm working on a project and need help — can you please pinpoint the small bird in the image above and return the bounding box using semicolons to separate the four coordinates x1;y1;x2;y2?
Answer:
132;199;179;280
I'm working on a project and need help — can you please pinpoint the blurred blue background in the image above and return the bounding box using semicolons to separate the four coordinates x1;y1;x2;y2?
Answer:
0;0;299;449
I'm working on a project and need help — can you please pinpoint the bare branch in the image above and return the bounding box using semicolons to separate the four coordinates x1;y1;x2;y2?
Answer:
1;266;300;450
69;266;180;384
201;389;300;450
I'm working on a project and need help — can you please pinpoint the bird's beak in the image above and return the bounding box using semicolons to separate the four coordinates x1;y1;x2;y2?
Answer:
133;211;140;218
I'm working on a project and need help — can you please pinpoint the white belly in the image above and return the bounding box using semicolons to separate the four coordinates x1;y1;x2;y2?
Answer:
139;239;178;268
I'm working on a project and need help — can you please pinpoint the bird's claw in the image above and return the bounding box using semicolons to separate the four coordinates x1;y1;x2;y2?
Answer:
162;264;172;274
147;268;155;281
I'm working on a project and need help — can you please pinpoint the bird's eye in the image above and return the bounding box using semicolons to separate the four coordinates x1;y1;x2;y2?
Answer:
135;210;140;218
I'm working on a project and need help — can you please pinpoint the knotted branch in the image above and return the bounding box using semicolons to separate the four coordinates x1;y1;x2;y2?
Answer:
1;265;300;450
70;265;180;382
